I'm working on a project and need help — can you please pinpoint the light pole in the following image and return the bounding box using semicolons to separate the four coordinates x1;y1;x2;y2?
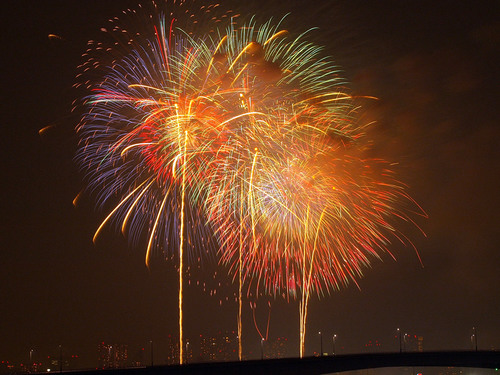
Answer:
29;349;33;373
472;327;478;351
260;338;264;360
403;333;408;352
319;331;323;356
397;328;402;353
332;334;337;356
149;340;153;366
59;345;62;373
185;341;190;364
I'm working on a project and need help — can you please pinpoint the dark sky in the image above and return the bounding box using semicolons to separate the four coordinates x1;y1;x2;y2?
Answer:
2;0;499;368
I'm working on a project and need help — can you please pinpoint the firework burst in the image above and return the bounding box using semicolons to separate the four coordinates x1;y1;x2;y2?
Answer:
77;1;424;360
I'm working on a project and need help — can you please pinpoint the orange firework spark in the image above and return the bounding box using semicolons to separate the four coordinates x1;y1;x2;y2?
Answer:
77;2;424;360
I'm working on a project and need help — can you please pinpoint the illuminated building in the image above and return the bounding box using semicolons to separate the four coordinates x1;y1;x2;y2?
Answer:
265;337;289;359
403;334;424;352
166;335;193;364
166;335;179;364
198;331;238;362
364;339;383;352
129;347;145;367
0;361;15;373
199;335;218;362
97;342;128;369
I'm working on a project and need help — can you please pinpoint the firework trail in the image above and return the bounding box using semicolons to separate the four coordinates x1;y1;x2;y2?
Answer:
198;17;425;357
76;2;245;363
76;1;424;359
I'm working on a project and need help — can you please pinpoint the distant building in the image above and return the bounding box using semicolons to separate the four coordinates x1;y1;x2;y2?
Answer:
46;349;78;372
97;342;128;369
403;334;424;352
184;339;194;364
265;337;289;359
417;336;424;352
166;335;179;364
167;332;288;363
216;331;238;361
364;339;383;352
198;331;238;362
199;335;218;362
129;347;145;367
165;335;194;364
0;360;15;373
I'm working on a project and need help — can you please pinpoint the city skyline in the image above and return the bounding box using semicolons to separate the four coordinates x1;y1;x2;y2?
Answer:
2;0;499;371
1;330;430;371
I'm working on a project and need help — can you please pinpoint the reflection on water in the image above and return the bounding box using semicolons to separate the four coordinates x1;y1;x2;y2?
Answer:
336;368;498;375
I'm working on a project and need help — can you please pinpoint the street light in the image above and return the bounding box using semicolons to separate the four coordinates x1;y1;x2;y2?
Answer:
319;331;323;356
472;327;478;351
260;338;265;360
332;334;337;356
403;333;408;352
149;340;153;366
397;328;402;353
29;349;33;373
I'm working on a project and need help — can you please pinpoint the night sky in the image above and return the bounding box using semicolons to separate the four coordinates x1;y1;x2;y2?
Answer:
2;0;499;369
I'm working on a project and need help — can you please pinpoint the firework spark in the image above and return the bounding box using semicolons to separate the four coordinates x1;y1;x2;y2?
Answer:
76;2;243;363
77;1;424;359
196;17;424;356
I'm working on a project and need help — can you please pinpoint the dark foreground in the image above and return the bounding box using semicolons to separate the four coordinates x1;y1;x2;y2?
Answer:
65;351;500;375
